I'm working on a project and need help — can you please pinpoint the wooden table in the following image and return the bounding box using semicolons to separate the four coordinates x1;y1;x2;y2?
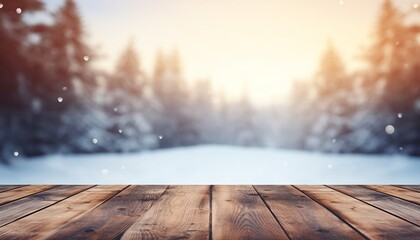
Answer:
0;185;419;239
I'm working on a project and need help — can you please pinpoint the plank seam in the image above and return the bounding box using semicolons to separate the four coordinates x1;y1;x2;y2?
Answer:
116;185;170;238
326;185;420;228
209;185;213;240
391;185;420;192
77;184;131;212
0;185;97;228
363;185;420;206
292;185;369;240
252;185;291;240
0;186;27;194
0;185;60;207
40;185;132;239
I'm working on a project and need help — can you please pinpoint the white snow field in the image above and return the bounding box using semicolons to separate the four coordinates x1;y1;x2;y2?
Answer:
0;145;419;184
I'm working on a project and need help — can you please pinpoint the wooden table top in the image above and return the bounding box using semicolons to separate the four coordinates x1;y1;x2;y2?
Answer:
0;185;419;239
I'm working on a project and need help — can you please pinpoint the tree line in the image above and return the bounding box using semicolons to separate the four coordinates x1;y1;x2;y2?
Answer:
0;0;419;162
288;0;420;155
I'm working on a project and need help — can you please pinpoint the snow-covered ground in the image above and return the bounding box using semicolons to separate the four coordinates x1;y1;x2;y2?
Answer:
0;145;419;184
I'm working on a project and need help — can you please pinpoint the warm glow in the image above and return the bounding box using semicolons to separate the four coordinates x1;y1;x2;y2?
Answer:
44;0;417;105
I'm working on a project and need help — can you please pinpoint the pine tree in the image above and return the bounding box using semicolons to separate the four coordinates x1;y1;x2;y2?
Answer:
33;0;96;154
363;0;420;155
305;42;354;152
0;0;45;161
190;79;219;144
0;0;42;109
150;49;195;148
113;41;144;92
102;41;157;152
316;41;346;96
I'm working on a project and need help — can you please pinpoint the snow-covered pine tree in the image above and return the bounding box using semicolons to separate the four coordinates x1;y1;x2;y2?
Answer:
189;79;220;144
151;49;196;148
29;0;99;154
101;41;157;152
362;0;420;155
0;0;45;161
305;42;355;153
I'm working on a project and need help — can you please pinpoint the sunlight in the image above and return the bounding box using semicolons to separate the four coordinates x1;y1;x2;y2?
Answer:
42;0;399;104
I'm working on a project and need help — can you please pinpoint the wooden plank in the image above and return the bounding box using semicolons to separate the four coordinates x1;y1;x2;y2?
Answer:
297;185;420;239
0;185;56;205
330;185;420;226
0;185;126;240
254;185;363;239
0;185;91;228
212;185;289;240
46;185;168;240
366;185;420;205
121;185;210;239
0;186;23;194
395;185;420;193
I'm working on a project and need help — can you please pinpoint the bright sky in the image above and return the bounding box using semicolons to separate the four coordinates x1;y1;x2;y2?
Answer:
43;0;418;105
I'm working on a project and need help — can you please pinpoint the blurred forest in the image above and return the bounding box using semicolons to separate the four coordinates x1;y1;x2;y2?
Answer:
0;0;419;162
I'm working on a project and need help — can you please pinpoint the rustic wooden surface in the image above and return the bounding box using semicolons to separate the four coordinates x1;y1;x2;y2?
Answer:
0;185;418;239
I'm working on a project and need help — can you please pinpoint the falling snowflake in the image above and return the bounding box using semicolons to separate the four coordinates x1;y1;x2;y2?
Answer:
397;113;403;118
121;165;126;170
332;138;336;143
13;151;19;157
57;97;63;103
113;107;118;112
283;162;288;167
159;135;163;140
385;125;395;135
16;8;22;14
92;138;98;144
118;129;123;134
328;164;333;169
0;3;3;9
62;86;68;91
413;3;419;9
339;0;344;5
101;169;108;175
83;56;89;61
399;146;404;151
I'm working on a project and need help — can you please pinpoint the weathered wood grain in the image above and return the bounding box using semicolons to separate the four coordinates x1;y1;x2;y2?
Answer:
212;185;289;240
0;186;22;194
255;185;363;239
330;185;420;226
0;185;55;206
0;185;125;240
46;185;167;240
0;185;418;239
121;185;210;240
398;185;420;192
297;185;420;239
0;185;91;228
366;185;420;205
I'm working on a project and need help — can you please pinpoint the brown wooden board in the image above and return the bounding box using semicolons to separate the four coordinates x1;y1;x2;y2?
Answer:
0;185;91;228
0;185;56;206
212;185;289;240
398;185;420;192
46;185;167;240
0;186;23;194
255;185;363;239
297;185;420;239
121;185;210;240
330;185;420;226
0;185;418;239
0;185;125;240
366;185;420;205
